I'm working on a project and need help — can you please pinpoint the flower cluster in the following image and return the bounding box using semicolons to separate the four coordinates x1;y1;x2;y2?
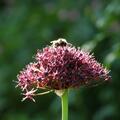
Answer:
17;38;110;101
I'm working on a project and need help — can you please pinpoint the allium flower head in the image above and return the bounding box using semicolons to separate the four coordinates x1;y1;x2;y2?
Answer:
17;38;110;101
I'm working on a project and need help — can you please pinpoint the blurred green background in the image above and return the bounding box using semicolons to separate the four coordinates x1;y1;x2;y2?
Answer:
0;0;120;120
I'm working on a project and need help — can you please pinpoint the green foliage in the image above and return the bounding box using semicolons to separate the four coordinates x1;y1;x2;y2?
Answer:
0;0;120;120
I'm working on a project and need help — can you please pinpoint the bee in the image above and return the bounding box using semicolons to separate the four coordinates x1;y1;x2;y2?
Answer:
51;38;72;47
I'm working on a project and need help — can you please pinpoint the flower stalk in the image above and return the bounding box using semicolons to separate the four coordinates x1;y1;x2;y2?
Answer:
61;89;68;120
55;89;69;120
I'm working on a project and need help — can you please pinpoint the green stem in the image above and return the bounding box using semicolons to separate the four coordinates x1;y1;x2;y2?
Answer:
61;89;68;120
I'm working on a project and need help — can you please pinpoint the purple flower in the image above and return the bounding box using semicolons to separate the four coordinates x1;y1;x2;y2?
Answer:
17;38;110;101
